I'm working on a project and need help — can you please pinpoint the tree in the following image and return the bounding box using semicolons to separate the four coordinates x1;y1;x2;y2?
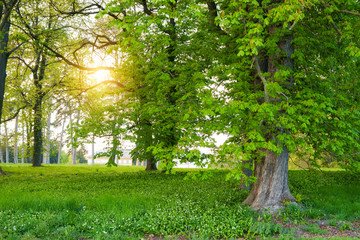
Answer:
102;0;217;171
0;0;20;120
207;0;360;210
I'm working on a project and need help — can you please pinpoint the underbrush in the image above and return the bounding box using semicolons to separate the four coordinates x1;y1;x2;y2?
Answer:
0;165;359;239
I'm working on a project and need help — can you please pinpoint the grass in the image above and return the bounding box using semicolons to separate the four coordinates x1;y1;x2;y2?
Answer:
0;164;359;239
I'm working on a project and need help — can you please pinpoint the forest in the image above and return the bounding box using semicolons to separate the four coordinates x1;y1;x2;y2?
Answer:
0;0;359;239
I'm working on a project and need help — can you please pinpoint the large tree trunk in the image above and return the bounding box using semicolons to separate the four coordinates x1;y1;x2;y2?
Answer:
145;156;157;171
0;123;3;164
0;0;21;119
243;18;295;210
143;121;157;171
32;53;46;167
32;95;43;166
0;19;10;120
243;148;294;210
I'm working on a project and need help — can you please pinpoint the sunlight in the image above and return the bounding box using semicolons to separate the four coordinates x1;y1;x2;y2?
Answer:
88;70;111;84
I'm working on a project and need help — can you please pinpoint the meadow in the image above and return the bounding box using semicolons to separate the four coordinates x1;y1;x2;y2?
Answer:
0;165;359;239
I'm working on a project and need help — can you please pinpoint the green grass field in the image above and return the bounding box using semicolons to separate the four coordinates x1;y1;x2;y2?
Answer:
0;164;359;239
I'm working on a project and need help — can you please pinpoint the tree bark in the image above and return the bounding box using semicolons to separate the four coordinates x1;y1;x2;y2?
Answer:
143;121;157;171
21;120;24;163
58;104;67;164
145;156;157;171
14;115;19;164
32;52;46;167
32;94;43;166
44;109;51;164
69;104;76;165
4;121;9;163
243;148;294;210
0;19;10;120
0;123;3;164
91;134;95;165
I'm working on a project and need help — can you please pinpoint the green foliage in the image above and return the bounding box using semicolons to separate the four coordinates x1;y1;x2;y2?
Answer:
303;224;329;235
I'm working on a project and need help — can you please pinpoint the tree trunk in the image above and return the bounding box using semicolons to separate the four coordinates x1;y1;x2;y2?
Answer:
26;118;32;163
0;123;3;164
68;105;76;165
145;156;157;171
4;121;9;163
21;121;24;164
143;121;157;171
0;20;10;120
58;104;67;164
14;115;19;164
32;95;43;166
44;110;51;164
238;159;253;190
91;134;95;165
243;20;295;210
0;167;5;175
243;148;294;210
32;52;46;167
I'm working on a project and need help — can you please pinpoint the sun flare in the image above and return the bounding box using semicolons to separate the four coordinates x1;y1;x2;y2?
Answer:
88;70;111;84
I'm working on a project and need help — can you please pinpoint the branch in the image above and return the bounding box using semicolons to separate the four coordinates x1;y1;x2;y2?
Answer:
49;0;100;16
1;104;27;123
328;151;360;158
253;55;269;102
72;37;117;60
43;43;114;71
8;42;26;56
9;56;34;71
337;9;360;17
82;80;126;92
330;21;342;36
92;2;123;21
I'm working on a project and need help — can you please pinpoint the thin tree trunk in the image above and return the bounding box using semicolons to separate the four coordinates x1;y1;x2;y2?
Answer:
69;109;74;164
4;121;9;163
58;105;67;164
91;134;95;165
26;118;32;163
42;128;46;164
14;115;19;164
21;121;24;164
45;110;51;164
